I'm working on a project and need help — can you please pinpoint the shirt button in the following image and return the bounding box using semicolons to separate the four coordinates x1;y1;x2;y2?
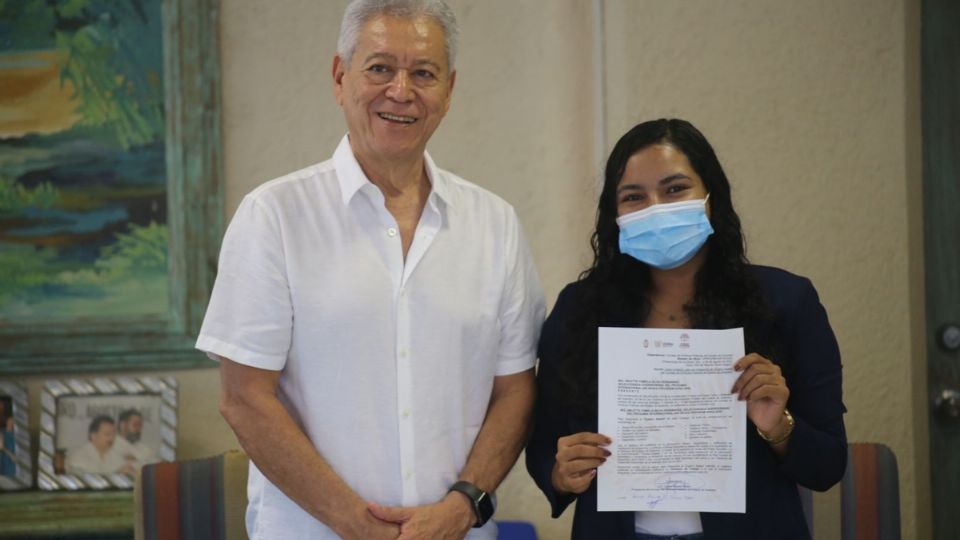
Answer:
387;227;397;237
401;409;410;418
405;470;414;479
399;348;408;358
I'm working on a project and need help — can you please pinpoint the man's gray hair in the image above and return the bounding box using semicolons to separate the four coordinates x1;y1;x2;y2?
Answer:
337;0;460;70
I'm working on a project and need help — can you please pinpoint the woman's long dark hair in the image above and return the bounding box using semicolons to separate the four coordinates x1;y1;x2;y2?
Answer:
558;119;771;417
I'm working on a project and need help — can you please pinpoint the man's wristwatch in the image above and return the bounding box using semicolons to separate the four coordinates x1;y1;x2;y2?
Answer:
448;480;494;528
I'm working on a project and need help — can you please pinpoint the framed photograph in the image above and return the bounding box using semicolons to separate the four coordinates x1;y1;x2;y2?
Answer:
0;381;32;490
38;376;177;490
0;0;223;375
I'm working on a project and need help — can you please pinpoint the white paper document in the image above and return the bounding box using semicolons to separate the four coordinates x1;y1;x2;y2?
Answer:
597;327;746;513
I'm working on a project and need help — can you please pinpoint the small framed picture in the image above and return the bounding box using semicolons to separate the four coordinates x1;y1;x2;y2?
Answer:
0;381;32;490
38;377;177;490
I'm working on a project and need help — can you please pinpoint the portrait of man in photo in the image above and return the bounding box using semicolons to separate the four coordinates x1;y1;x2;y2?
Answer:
117;408;158;467
64;415;136;475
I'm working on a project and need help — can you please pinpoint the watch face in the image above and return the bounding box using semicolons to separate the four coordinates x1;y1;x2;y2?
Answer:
476;491;494;525
449;481;494;527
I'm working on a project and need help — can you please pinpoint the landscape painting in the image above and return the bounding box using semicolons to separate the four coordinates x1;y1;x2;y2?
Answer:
0;0;168;320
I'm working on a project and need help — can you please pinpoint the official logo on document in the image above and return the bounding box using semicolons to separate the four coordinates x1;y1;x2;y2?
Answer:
679;333;690;349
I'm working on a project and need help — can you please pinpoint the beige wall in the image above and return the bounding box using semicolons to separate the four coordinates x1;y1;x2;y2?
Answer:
15;1;927;539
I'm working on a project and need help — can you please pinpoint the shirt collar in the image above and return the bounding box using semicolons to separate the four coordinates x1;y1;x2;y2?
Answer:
333;134;454;208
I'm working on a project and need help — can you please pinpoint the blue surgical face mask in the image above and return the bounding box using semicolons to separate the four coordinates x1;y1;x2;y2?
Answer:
616;195;714;270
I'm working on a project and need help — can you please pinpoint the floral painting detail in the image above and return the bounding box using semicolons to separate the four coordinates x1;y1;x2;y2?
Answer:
0;0;168;319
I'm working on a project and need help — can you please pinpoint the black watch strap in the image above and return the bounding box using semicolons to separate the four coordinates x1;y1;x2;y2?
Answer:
448;480;494;528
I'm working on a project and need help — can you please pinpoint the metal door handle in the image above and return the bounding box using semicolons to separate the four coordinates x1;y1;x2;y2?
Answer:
939;324;960;351
934;388;960;420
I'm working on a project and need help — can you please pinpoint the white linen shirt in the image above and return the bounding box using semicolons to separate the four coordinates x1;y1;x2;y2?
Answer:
65;439;133;475
196;136;545;540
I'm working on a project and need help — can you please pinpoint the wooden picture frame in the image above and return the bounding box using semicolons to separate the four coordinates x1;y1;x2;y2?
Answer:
0;381;32;490
38;376;177;491
0;0;223;375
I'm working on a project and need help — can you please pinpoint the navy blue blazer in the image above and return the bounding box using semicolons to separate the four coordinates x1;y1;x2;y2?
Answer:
525;265;847;539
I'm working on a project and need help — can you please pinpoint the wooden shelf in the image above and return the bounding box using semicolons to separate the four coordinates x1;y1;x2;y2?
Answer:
0;491;133;539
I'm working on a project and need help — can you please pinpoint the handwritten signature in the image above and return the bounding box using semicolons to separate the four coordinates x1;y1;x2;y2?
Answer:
646;494;669;509
654;474;704;490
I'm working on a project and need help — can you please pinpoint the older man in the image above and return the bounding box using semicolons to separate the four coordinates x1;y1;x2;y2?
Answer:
65;416;135;475
196;1;544;539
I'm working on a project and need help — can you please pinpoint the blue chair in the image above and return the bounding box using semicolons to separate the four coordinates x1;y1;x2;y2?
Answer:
497;519;538;540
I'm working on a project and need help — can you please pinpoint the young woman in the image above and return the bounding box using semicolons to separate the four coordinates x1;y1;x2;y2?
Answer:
526;119;846;539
